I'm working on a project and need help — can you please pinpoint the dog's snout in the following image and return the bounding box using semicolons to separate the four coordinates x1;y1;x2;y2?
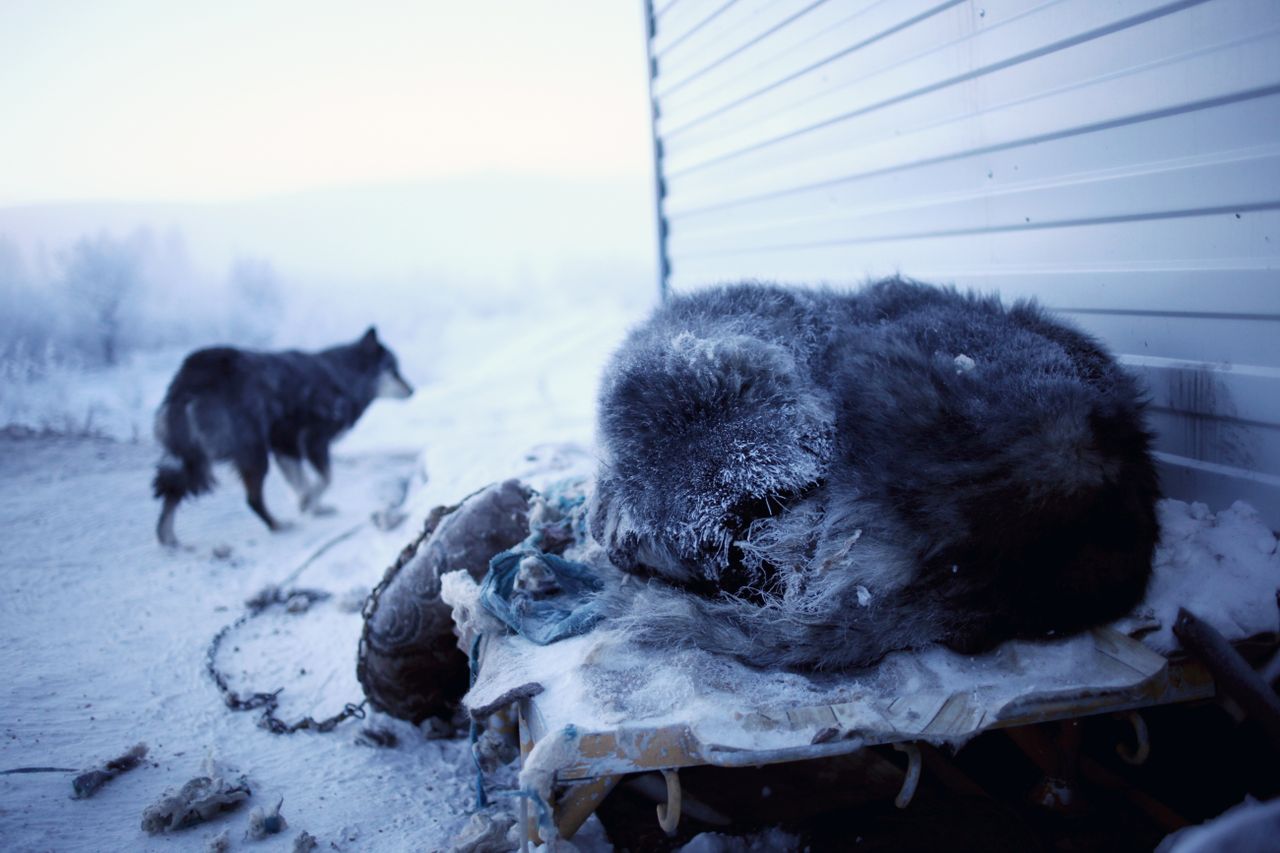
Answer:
377;369;414;399
392;367;414;396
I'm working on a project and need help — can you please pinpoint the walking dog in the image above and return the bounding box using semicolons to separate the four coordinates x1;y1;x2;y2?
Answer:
153;327;412;546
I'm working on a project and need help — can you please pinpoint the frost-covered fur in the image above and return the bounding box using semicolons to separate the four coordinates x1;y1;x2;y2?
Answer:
590;279;1159;670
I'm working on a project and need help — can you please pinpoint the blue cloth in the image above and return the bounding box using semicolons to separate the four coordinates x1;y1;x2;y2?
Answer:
480;547;603;645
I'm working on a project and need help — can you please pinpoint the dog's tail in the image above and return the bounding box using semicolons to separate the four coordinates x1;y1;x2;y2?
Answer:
152;401;215;545
152;402;215;501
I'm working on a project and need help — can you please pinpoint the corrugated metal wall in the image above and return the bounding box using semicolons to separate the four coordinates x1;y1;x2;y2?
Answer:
645;0;1280;524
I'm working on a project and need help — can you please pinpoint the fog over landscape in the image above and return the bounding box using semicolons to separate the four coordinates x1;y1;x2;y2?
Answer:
0;1;658;438
0;173;656;436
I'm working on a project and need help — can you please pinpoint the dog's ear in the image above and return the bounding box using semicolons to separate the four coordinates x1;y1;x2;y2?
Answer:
360;326;379;351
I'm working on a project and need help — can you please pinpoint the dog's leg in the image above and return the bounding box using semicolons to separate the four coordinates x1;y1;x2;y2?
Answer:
274;453;311;511
302;436;336;516
156;495;180;548
236;452;289;532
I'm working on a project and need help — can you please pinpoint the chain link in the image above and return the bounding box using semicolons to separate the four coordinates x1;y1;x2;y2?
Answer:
205;585;369;734
206;483;491;735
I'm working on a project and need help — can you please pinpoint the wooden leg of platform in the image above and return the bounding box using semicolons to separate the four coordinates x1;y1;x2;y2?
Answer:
917;742;990;798
1005;721;1083;813
516;701;615;843
1078;754;1189;833
518;703;541;847
555;775;623;840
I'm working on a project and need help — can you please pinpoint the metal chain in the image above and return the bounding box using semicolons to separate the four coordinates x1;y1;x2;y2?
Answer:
205;585;369;734
206;482;493;735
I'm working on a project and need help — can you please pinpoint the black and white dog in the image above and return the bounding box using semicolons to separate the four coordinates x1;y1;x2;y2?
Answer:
590;279;1159;670
153;327;413;546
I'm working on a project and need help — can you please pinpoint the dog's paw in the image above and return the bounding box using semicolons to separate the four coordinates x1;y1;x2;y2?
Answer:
309;504;338;517
271;520;297;533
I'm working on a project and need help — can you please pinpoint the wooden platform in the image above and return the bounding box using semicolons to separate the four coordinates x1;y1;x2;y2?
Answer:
508;628;1216;842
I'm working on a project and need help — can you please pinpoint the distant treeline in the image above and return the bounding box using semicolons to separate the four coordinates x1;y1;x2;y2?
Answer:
0;229;282;372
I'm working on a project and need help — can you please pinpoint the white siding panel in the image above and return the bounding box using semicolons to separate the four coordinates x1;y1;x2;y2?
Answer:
646;0;1280;522
664;24;1280;201
661;0;1273;174
655;0;829;90
652;1;736;56
666;209;1280;288
657;0;901;119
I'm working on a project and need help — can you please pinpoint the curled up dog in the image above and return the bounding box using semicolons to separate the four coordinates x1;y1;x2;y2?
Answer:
152;327;413;547
590;279;1160;670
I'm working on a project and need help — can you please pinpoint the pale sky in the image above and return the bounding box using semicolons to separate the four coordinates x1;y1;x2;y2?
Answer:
0;0;655;205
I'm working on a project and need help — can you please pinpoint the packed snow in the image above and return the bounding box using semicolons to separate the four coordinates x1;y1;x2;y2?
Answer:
1119;499;1280;652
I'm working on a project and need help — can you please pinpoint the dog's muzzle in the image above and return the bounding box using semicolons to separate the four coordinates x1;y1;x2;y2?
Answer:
378;371;414;399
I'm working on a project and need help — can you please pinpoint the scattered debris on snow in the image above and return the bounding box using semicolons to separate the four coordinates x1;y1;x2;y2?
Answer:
71;742;148;799
953;353;976;373
285;591;317;614
291;829;319;852
450;807;517;853
140;757;251;834
421;713;467;740
204;828;231;853
473;725;520;774
337;585;371;614
371;506;408;531
245;585;282;613
245;796;288;839
354;726;399;749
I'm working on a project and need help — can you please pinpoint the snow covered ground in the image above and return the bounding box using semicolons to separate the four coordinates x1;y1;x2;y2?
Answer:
0;297;651;852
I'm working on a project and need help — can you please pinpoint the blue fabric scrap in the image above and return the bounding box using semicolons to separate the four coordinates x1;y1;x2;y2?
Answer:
480;547;603;645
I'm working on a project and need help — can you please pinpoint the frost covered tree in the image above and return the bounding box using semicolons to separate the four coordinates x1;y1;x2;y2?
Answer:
228;257;283;346
57;232;145;366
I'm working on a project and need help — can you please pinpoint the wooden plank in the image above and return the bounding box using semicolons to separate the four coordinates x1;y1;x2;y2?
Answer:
781;704;834;730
